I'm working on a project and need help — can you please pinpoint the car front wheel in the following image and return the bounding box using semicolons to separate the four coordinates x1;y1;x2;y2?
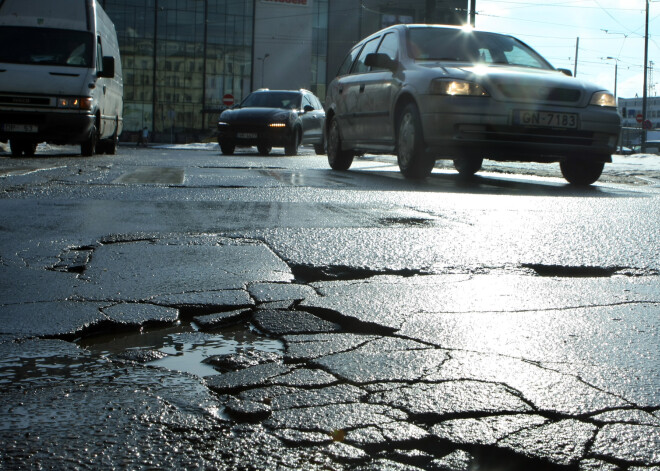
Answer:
453;156;483;177
560;159;605;186
220;142;235;155
257;144;271;156
327;118;354;170
284;129;300;156
397;104;434;179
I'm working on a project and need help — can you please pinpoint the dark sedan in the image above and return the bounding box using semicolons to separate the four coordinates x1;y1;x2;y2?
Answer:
217;89;325;156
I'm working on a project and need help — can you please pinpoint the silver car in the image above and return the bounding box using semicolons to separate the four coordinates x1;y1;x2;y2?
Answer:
325;25;622;185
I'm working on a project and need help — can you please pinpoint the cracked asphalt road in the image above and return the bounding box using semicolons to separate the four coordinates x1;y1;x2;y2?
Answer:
0;145;659;470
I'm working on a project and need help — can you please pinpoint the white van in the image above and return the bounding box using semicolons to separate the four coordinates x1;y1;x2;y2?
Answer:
0;0;123;156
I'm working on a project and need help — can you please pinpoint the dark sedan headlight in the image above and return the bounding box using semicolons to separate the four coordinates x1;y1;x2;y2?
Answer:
590;91;616;107
429;78;490;97
268;122;286;128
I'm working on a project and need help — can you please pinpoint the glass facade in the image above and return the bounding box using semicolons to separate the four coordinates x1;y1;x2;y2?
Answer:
102;0;253;142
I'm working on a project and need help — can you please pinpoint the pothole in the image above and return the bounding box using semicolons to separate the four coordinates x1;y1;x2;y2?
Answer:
290;264;426;283
78;322;284;378
522;264;658;278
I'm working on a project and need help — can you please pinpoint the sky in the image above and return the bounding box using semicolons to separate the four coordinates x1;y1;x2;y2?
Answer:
472;0;659;99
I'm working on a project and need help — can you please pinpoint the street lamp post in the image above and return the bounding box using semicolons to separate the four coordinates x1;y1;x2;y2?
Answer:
642;0;650;152
604;56;619;102
258;53;270;89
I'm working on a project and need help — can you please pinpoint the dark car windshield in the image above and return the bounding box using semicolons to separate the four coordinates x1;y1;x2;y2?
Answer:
0;26;94;67
407;27;552;69
241;91;301;109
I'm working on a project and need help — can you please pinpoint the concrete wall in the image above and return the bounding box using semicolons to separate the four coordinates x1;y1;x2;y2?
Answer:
253;0;313;92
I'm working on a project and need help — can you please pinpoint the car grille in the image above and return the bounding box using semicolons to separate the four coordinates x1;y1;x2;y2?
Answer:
0;95;51;107
497;85;582;103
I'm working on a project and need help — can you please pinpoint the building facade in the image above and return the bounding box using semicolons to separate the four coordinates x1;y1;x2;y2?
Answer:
100;0;468;142
618;96;660;147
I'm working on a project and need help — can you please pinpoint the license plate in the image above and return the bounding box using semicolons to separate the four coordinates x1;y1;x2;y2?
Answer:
237;132;257;139
513;110;578;129
2;123;38;133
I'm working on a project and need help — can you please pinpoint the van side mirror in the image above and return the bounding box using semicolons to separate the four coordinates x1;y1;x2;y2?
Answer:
365;53;397;72
557;68;572;77
99;56;115;78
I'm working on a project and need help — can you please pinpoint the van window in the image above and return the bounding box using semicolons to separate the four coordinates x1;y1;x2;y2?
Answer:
0;26;94;68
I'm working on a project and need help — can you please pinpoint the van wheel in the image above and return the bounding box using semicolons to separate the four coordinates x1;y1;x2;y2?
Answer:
327;118;354;170
397;103;434;179
10;139;37;157
81;124;97;156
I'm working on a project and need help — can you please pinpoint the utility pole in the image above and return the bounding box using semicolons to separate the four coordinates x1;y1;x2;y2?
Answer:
573;37;579;76
605;57;619;102
469;0;476;26
642;0;649;152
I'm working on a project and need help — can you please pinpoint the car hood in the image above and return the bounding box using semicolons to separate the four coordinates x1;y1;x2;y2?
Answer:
219;107;292;124
421;63;602;106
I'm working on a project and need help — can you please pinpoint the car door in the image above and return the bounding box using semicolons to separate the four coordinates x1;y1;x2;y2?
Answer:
364;32;401;145
345;37;381;144
300;93;323;144
328;45;362;142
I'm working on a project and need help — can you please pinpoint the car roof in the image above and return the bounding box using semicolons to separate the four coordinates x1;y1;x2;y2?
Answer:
354;23;509;47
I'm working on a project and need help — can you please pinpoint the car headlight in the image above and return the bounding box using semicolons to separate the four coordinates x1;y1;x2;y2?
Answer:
57;97;93;110
218;121;229;126
430;79;489;97
590;91;616;107
268;122;286;128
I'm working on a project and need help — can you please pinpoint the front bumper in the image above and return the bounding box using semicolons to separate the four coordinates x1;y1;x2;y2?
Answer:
418;95;621;162
218;124;293;147
0;110;94;144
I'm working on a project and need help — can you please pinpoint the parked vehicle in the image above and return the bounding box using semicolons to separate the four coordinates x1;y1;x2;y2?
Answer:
0;0;123;157
325;24;622;185
218;89;325;156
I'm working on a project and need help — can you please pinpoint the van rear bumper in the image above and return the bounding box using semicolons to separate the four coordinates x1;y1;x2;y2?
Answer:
0;110;94;144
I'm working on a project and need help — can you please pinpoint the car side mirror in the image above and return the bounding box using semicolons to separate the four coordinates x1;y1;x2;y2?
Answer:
303;105;315;113
365;53;397;72
557;68;572;77
99;56;115;78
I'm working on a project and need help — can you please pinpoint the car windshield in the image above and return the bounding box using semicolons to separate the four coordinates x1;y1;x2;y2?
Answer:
407;27;552;69
241;91;301;109
0;26;94;67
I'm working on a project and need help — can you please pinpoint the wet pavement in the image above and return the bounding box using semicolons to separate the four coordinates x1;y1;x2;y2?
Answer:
0;144;659;469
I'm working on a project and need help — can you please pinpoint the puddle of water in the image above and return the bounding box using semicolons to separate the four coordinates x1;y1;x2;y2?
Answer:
79;323;284;378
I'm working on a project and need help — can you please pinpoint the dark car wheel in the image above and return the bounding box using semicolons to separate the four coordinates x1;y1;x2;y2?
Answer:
220;143;235;155
81;124;97;157
397;104;434;179
314;134;325;155
10;139;37;157
560;159;605;186
327;118;354;170
453;156;483;177
284;129;300;156
257;144;272;156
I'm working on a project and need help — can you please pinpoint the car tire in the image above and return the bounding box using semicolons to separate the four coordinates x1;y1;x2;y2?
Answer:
81;124;97;157
314;134;325;155
397;103;434;179
327;118;354;170
10;139;36;157
284;129;300;156
560;159;604;186
257;144;272;156
220;143;235;155
453;156;483;177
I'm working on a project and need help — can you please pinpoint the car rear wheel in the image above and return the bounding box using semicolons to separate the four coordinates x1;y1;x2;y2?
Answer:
314;134;325;155
397;104;434;179
327;118;354;170
284;129;300;156
453;156;483;177
560;159;605;186
220;143;235;155
257;144;271;156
